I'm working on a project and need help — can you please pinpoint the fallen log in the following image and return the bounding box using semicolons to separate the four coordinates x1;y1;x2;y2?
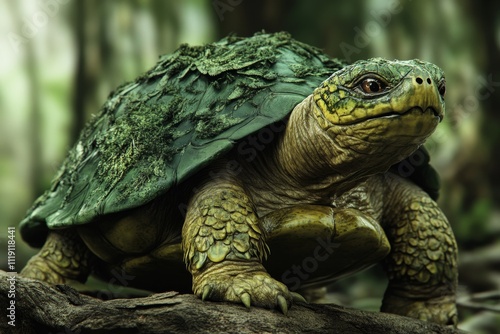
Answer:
0;272;462;334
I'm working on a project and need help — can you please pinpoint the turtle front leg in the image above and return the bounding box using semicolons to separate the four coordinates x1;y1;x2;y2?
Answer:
182;178;293;313
20;229;91;285
381;174;458;326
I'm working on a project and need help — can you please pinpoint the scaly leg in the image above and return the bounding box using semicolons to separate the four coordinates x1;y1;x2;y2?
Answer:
20;229;91;284
381;174;458;326
182;178;293;313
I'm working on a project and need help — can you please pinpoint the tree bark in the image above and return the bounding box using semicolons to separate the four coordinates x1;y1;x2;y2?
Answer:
0;272;462;334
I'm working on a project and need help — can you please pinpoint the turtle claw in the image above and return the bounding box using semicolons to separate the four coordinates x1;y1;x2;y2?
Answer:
193;263;293;314
241;292;251;309
277;295;288;315
202;285;211;301
291;292;308;304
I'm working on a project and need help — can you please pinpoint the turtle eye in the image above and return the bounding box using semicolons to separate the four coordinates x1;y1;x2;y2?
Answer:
438;79;446;97
359;77;388;94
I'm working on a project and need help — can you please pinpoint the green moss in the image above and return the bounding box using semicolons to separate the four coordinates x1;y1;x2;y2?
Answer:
96;93;185;182
291;63;324;78
195;113;242;140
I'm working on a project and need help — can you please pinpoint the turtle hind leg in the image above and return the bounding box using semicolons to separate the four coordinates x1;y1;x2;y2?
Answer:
21;229;92;285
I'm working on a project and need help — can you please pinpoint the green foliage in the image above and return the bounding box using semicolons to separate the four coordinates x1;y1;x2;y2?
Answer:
455;198;493;244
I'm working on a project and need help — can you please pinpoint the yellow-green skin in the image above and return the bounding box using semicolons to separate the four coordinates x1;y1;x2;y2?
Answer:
21;58;457;326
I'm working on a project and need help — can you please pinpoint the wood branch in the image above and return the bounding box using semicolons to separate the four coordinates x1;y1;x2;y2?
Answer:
0;272;462;334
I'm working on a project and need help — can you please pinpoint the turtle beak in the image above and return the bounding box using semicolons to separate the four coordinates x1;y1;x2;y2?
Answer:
404;71;444;122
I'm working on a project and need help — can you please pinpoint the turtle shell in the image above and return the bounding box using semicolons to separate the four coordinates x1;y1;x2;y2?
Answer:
20;32;345;246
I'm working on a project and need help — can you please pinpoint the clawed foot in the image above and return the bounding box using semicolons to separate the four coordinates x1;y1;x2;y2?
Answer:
20;255;67;284
193;261;306;314
382;293;458;326
20;255;84;288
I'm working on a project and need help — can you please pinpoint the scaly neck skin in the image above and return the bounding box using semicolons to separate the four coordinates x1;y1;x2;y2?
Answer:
240;95;424;213
273;95;374;196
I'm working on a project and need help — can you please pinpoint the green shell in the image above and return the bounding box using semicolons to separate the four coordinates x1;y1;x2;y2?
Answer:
20;32;345;246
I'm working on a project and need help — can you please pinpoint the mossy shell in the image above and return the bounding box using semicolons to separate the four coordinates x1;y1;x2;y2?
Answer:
20;32;345;246
20;32;439;247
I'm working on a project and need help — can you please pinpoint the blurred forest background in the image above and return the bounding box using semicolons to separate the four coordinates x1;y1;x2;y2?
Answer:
0;0;499;332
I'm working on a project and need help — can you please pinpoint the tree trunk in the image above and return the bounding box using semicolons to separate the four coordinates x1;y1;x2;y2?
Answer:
474;1;500;206
0;272;462;334
6;0;44;199
71;0;87;146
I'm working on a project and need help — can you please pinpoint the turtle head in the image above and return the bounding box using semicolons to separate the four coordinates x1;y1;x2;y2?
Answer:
312;58;445;170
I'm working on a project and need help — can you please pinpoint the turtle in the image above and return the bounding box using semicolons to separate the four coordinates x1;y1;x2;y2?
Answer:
19;32;458;326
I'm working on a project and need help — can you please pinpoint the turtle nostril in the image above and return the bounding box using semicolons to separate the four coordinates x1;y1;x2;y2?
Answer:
416;77;423;84
427;78;432;84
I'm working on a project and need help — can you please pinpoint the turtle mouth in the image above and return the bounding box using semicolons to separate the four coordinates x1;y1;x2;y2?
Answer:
342;106;442;125
374;106;442;121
